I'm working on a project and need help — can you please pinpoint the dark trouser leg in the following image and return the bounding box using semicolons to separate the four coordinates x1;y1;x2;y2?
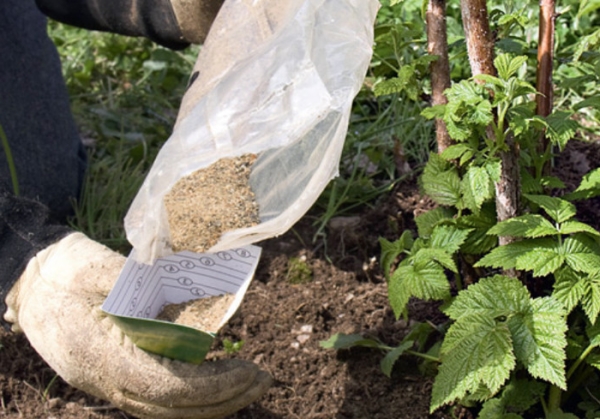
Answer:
0;0;87;222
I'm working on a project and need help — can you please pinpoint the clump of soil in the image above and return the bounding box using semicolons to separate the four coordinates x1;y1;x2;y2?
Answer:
164;154;260;253
156;294;235;332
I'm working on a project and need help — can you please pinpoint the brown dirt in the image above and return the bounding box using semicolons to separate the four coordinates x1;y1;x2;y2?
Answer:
1;139;599;419
156;294;235;333
164;154;260;253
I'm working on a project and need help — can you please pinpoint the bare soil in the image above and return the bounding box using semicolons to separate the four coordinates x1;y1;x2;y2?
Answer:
1;140;599;419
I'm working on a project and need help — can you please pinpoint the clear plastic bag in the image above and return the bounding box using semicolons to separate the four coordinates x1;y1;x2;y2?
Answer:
125;0;380;264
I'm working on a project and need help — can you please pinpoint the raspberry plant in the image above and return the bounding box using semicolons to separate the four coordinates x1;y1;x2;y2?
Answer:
323;1;600;417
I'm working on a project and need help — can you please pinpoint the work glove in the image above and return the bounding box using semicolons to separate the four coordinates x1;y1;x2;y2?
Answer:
35;0;224;49
1;190;271;419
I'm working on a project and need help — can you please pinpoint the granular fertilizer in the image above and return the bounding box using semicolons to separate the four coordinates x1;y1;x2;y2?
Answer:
164;154;260;253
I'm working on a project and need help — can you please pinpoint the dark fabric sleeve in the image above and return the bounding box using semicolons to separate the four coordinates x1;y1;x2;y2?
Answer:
0;186;72;324
35;0;189;50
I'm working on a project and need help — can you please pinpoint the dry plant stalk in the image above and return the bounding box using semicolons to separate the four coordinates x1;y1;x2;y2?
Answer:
164;154;260;253
460;0;520;250
156;294;236;332
427;0;452;153
536;0;557;167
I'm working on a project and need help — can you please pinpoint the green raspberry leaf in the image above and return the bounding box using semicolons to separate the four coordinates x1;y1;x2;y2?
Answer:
461;166;493;212
494;54;528;80
432;277;530;412
558;221;600;236
422;154;462;206
380;340;414;377
389;261;450;319
508;297;567;389
565;167;600;200
545;111;579;151
525;194;576;224
515;248;565;277
415;207;455;238
379;231;413;280
562;235;600;274
475;238;555;272
487;214;558;238
430;225;472;254
430;316;515;412
440;143;472;162
444;275;529;323
554;267;600;323
414;248;458;273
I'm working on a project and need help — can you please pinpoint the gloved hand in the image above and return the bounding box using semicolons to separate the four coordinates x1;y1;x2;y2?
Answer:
1;192;271;419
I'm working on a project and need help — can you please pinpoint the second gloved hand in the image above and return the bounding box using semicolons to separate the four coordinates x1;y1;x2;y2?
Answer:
4;231;271;419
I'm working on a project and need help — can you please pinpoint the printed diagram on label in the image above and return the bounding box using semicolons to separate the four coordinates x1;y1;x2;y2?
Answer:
102;245;262;326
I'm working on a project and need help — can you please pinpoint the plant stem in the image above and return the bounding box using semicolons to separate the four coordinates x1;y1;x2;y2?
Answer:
566;343;595;380
460;0;496;77
405;349;440;363
547;384;562;412
0;124;19;196
426;0;452;153
536;0;556;170
460;0;520;253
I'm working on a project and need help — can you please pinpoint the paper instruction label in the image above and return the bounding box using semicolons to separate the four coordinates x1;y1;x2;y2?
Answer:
102;245;262;329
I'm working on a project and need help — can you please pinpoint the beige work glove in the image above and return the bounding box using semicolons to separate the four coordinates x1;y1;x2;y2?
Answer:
3;232;271;419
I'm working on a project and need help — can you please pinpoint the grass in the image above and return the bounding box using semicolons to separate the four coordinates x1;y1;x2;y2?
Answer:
49;16;435;252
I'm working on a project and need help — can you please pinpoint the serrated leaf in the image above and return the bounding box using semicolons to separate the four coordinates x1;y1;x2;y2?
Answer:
573;96;600;111
479;378;546;418
525;194;576;223
430;225;472;254
460;150;475;166
554;267;587;314
484;160;502;183
475;238;556;271
422;156;462;206
414;248;458;273
563;235;600;274
389;261;450;318
515;250;564;277
379;231;413;280
545;111;579;150
431;316;515;412
459;205;498;255
444;276;530;323
446;79;486;105
319;333;381;349
462;166;493;212
415;207;455;238
565;252;600;274
478;399;507;419
488;214;558;238
470;100;494;126
587;319;600;347
508;297;567;389
403;322;436;350
499;379;547;411
585;353;600;370
474;74;505;88
574;167;600;193
495;54;528;80
440;143;472;162
558;221;600;236
540;176;566;189
421;104;446;120
373;77;405;97
381;340;414;377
